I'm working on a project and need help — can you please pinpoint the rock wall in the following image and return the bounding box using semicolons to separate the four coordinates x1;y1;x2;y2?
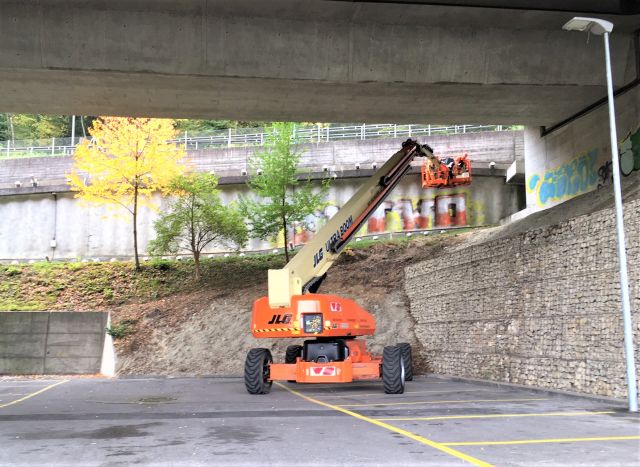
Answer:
405;198;640;398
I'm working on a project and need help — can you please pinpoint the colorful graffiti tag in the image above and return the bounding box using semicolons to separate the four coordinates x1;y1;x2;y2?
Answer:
619;127;640;175
527;149;599;208
285;188;484;248
528;126;640;209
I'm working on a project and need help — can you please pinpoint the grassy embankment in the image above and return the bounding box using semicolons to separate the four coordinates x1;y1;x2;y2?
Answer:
0;228;475;312
0;255;285;312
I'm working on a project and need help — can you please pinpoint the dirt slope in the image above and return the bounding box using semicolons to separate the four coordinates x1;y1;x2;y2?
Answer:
113;234;468;376
114;175;640;376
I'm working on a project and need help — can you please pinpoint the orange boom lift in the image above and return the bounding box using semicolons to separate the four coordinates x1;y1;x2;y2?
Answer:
245;139;435;395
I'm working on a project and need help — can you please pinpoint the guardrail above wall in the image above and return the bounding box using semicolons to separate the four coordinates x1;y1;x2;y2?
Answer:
0;123;512;159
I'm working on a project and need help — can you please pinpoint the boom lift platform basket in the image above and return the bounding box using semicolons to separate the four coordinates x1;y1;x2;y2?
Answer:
421;153;472;188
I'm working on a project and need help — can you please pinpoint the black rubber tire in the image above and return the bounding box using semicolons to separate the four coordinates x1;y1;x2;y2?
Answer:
285;345;303;364
285;344;303;383
397;343;413;381
382;345;405;394
244;348;273;395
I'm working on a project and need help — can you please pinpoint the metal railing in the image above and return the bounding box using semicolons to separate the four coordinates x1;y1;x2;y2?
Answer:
0;123;510;159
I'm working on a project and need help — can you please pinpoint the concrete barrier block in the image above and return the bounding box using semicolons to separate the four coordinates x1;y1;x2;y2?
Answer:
46;333;103;358
48;312;107;334
0;333;47;358
0;312;49;334
0;357;44;374
44;357;102;374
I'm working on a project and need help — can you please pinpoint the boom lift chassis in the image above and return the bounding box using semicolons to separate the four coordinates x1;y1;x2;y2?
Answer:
245;139;433;394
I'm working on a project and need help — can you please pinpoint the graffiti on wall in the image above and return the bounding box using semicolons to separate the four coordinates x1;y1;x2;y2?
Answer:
528;126;640;208
619;127;640;176
280;188;487;248
527;149;599;208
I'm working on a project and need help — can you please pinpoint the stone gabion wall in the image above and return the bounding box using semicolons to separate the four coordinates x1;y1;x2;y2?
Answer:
405;198;640;397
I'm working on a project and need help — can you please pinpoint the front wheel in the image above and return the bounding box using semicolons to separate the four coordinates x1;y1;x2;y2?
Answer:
382;345;405;394
244;348;273;394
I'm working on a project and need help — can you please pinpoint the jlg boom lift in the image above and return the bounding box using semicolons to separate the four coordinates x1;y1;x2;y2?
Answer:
245;139;435;395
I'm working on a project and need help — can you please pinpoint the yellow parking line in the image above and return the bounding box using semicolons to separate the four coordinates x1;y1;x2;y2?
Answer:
339;397;547;408
376;410;615;421
312;389;488;399
275;382;493;467
0;380;69;409
291;382;448;395
443;436;640;446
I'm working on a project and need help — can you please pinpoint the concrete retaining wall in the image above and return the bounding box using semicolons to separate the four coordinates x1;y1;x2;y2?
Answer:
405;197;640;398
0;131;524;261
0;173;522;261
0;130;522;189
0;311;109;375
524;87;639;213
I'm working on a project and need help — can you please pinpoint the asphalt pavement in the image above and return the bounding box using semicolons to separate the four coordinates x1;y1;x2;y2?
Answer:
0;375;638;466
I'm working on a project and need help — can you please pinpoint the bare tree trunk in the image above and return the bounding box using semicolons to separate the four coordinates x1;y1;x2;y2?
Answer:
194;250;201;281
282;213;289;262
8;114;15;140
133;184;140;271
190;194;200;280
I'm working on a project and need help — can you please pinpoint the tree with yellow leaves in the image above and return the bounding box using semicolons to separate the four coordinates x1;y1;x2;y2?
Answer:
68;117;187;270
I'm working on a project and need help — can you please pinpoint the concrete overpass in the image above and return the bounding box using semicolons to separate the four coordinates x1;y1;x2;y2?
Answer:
0;0;638;126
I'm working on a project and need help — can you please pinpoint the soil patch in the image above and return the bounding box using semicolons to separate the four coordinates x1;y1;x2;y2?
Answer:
112;234;468;376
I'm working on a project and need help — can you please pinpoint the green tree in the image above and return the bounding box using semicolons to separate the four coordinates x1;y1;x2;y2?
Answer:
240;122;329;262
11;114;69;140
174;119;267;135
0;114;97;141
149;173;248;280
0;114;9;141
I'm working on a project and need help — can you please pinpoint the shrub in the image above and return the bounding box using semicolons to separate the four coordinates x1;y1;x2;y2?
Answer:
148;258;174;271
106;320;137;338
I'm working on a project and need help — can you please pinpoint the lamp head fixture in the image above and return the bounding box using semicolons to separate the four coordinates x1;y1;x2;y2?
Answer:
562;17;613;35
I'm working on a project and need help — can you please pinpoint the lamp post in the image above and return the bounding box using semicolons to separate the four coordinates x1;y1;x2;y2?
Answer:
562;17;638;412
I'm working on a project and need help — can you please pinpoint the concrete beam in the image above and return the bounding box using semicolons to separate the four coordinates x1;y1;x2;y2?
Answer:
0;0;637;125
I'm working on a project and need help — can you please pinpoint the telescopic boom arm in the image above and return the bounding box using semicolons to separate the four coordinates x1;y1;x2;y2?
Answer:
268;139;433;308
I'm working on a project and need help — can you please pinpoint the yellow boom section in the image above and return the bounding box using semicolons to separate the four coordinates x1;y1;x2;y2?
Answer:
268;139;433;307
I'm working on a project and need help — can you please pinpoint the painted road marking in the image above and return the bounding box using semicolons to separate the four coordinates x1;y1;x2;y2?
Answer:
275;382;493;467
376;410;615;421
290;384;448;396
310;388;491;399
339;397;548;408
0;380;69;409
442;436;640;446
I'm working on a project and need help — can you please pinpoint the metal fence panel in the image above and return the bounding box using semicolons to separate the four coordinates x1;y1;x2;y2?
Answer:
0;123;511;159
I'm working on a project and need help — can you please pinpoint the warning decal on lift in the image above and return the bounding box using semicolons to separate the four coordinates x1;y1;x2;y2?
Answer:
310;366;336;376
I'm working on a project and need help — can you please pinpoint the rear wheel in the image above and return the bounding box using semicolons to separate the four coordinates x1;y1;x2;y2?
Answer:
397;343;413;381
285;345;303;364
382;345;405;394
244;348;273;394
285;345;303;383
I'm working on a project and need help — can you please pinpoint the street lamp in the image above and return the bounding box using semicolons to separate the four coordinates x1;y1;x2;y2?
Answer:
563;17;638;412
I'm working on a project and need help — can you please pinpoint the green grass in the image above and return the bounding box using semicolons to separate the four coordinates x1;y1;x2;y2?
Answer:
0;230;475;311
346;227;477;250
0;254;286;311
